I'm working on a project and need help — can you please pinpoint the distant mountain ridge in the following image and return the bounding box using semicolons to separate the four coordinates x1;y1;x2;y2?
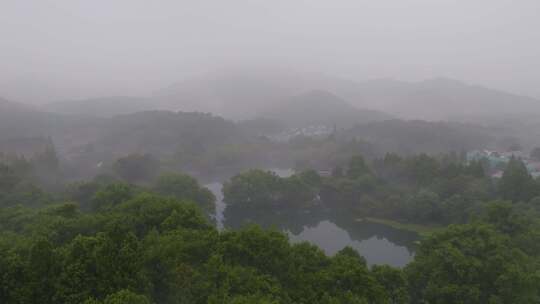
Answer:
261;90;392;128
151;69;304;119
0;96;104;154
346;77;540;121
10;69;540;123
43;96;156;118
151;69;540;122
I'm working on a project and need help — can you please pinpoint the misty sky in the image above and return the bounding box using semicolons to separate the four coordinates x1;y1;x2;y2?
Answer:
1;0;539;103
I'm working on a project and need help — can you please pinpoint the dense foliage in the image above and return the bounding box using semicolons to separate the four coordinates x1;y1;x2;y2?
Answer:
1;150;540;303
1;179;539;303
223;169;318;209
0;188;395;303
112;154;160;183
0;155;54;208
407;201;540;303
224;153;540;226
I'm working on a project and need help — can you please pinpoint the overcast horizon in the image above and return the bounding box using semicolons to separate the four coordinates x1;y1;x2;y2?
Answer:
1;0;540;104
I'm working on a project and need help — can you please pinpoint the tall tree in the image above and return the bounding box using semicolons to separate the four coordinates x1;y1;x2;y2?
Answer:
112;154;159;183
499;157;537;202
347;155;372;179
153;173;215;213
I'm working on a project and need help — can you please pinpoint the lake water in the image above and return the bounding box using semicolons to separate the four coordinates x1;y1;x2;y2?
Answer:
205;168;417;267
287;220;415;267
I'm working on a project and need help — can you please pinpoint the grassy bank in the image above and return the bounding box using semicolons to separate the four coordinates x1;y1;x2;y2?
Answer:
360;217;445;238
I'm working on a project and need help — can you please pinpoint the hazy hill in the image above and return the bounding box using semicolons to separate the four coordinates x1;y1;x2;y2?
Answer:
0;96;103;154
261;90;392;128
90;111;240;158
148;69;540;153
0;97;61;139
152;69;308;119
343;119;496;155
44;96;156;118
6;69;540;123
153;69;540;122
346;78;540;121
4;69;540;159
41;69;319;119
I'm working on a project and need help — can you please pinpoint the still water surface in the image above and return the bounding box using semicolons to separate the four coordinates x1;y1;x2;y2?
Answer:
287;220;415;267
205;168;417;267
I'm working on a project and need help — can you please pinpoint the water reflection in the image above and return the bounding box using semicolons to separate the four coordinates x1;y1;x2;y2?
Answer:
222;204;417;267
205;168;418;267
287;220;415;267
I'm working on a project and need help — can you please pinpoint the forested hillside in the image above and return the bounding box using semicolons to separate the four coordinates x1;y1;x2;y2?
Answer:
1;94;509;182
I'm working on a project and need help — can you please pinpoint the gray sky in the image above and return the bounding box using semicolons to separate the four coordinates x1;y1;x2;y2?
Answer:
1;0;539;103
